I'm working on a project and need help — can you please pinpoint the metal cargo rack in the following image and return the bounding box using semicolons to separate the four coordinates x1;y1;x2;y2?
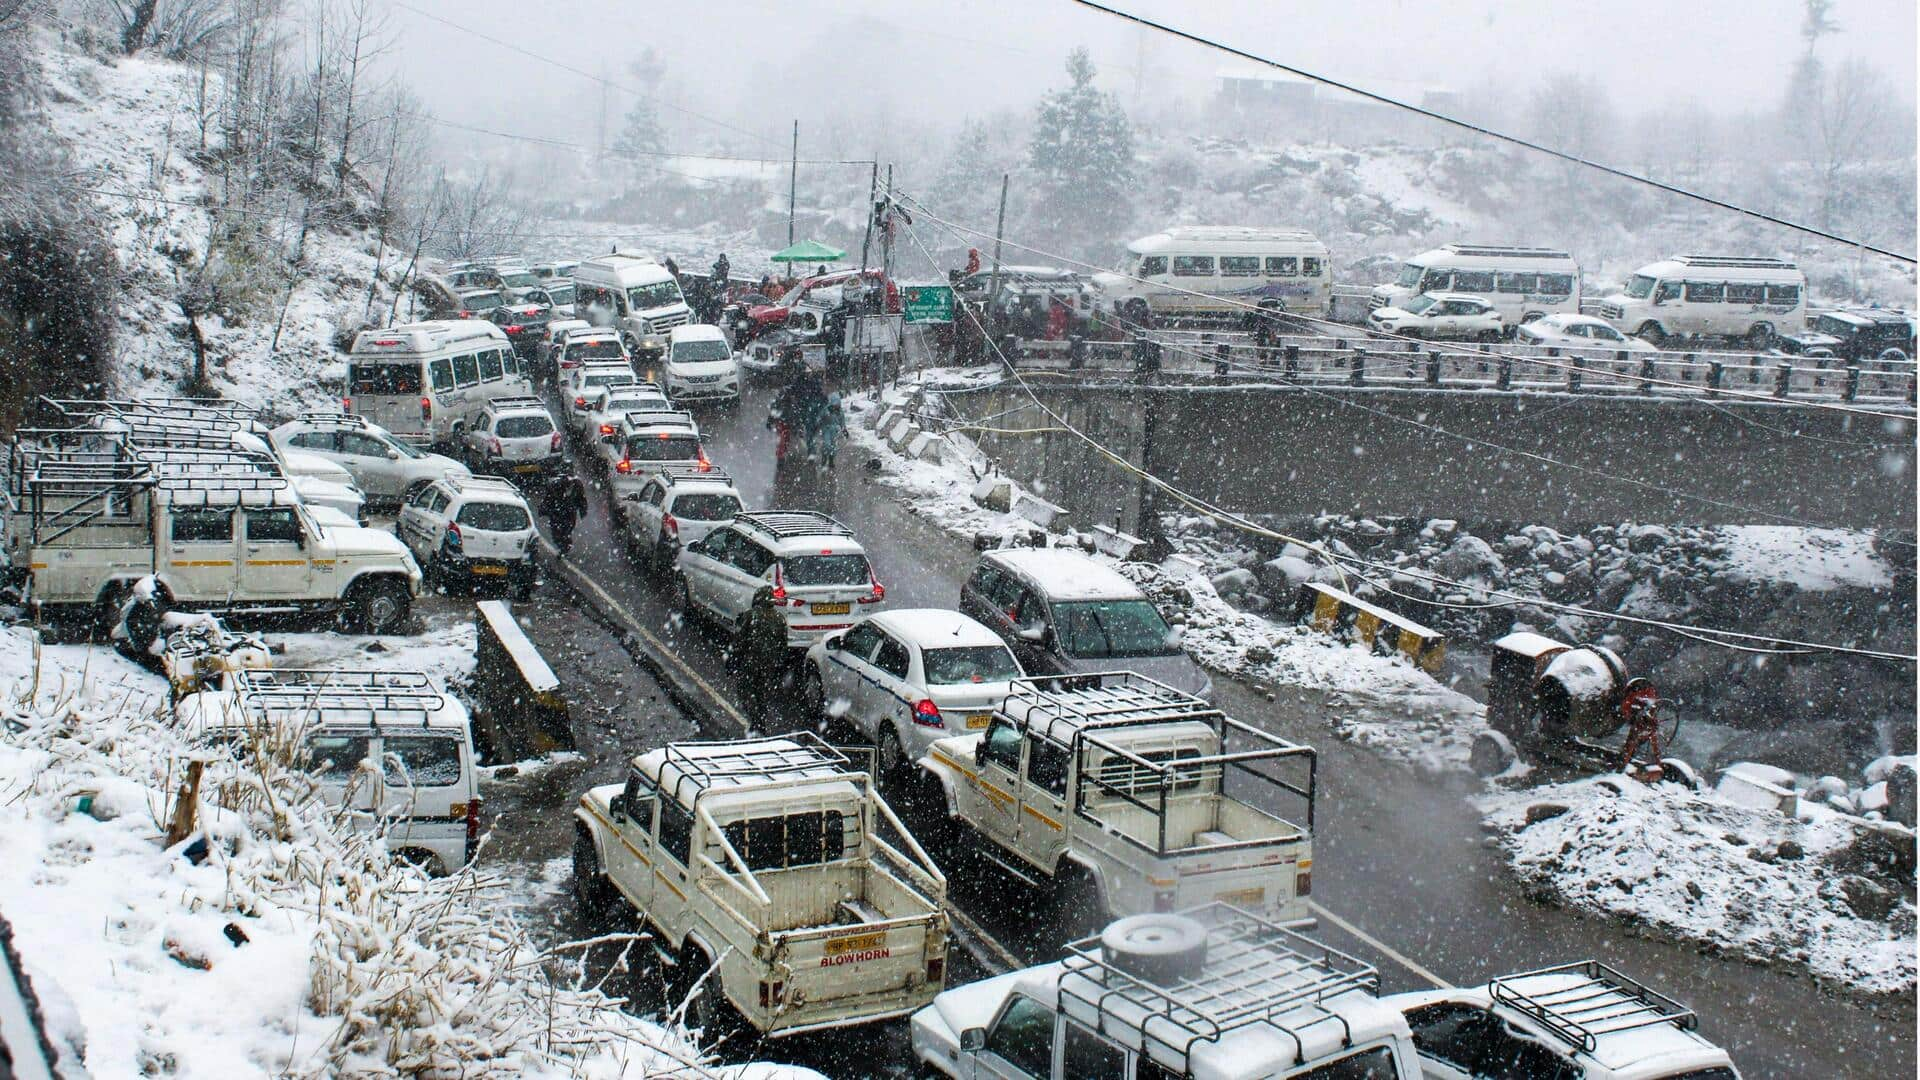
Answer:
5;431;157;545
227;667;447;726
483;395;549;412
731;510;854;541
442;474;526;497
656;731;862;806
652;462;734;486
1005;671;1319;852
1488;960;1698;1054
291;411;375;431
1058;902;1378;1074
621;408;698;429
140;446;292;502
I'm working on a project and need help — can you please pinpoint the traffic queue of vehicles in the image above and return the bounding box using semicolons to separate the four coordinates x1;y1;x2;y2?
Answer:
0;248;1746;1074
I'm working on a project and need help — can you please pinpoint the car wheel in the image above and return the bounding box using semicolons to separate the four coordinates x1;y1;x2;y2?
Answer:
572;828;615;923
353;578;411;634
877;724;906;781
1635;322;1668;348
652;538;677;575
1122;299;1152;331
675;944;740;1043
1878;347;1910;365
1478;330;1501;343
801;667;827;724
675;573;697;619
1747;322;1775;349
93;582;131;644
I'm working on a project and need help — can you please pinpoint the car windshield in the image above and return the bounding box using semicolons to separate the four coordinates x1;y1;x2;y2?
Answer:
585;373;635;389
1625;274;1656;299
923;645;1020;685
462;291;505;310
627;281;682;311
782;554;871;587
672;340;732;362
456;501;530;531
499;272;538;288
624;434;701;461
1402;294;1438;314
570;340;625;360
496;415;552;438
671;492;741;520
547;285;575;305
349;363;421;395
1053;600;1179;659
1395;263;1426;287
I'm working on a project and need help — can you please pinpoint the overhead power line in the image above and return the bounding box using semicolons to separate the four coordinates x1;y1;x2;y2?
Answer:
1065;0;1917;266
891;204;1914;663
418;114;872;168
390;1;782;151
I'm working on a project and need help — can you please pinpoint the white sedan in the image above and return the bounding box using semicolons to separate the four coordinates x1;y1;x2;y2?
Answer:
1367;292;1504;341
1516;313;1658;352
801;609;1023;783
270;416;469;507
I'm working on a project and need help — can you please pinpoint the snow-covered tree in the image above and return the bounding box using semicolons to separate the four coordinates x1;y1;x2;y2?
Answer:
609;48;666;165
1027;47;1134;260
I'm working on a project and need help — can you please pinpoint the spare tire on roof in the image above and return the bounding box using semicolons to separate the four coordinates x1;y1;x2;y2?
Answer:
1101;913;1209;984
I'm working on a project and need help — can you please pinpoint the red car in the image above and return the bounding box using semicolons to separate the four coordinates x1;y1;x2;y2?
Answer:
726;269;900;344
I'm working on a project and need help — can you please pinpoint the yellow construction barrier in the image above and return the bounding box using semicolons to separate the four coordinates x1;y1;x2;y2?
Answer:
1294;582;1446;673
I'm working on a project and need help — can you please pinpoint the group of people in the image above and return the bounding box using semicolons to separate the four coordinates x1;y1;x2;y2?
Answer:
766;362;845;468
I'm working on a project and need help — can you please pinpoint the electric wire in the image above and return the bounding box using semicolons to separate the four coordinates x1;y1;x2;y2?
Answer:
1065;0;1916;265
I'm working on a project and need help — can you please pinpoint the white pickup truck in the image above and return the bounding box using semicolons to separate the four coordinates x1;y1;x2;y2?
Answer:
1;430;420;635
919;671;1316;931
572;735;950;1039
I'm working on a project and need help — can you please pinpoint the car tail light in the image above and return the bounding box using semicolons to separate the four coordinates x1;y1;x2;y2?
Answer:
661;512;678;539
444;522;462;549
550;431;563;452
420;397;432;420
341;397;352;411
575;395;587;408
615;458;632;474
1296;861;1312;897
859;572;885;604
488;437;502;456
372;339;400;346
503;324;523;334
599;423;615;437
926;956;944;985
912;698;943;727
696;448;712;472
465;796;483;853
769;564;803;606
457;310;473;319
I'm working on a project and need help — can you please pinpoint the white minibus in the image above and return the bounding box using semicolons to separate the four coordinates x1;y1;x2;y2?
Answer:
1597;255;1806;347
1093;226;1331;324
345;321;533;448
1371;243;1580;326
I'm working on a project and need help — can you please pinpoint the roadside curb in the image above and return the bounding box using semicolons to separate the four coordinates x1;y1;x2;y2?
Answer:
535;537;748;736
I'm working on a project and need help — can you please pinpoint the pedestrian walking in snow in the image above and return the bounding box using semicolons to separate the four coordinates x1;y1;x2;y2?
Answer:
732;586;792;730
711;252;730;286
818;389;846;468
538;470;588;554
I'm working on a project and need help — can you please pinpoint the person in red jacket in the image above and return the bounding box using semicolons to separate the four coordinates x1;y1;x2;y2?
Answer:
1046;295;1070;341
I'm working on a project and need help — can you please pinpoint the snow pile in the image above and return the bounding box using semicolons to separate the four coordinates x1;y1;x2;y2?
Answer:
1715;525;1894;592
1480;775;1916;996
0;625;815;1077
845;386;1488;771
39;36;393;410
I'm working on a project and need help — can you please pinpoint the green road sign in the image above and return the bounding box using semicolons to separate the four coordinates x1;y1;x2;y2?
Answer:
902;284;954;324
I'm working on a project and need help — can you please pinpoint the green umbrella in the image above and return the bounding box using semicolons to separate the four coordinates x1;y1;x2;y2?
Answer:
769;239;847;265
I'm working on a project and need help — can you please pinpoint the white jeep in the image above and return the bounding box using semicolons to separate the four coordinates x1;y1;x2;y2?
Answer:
571;735;949;1039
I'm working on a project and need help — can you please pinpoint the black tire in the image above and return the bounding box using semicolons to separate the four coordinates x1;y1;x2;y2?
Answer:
572;828;616;922
351;578;411;634
876;724;907;782
651;538;677;575
1053;865;1108;941
676;944;741;1044
801;666;827;724
1635;322;1667;348
675;574;698;621
94;583;131;644
1101;913;1210;982
1747;322;1775;349
1122;299;1152;331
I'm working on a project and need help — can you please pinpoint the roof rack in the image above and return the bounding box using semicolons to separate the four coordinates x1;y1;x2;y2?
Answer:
1488;961;1697;1054
654;463;734;486
621;409;697;429
227;668;448;724
1672;255;1797;269
294;411;374;429
732;510;855;541
654;732;856;805
1003;671;1224;744
443;474;525;496
1058;903;1378;1076
484;395;549;411
1440;243;1573;260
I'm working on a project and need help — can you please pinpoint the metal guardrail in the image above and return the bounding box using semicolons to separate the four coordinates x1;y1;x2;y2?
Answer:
999;330;1916;409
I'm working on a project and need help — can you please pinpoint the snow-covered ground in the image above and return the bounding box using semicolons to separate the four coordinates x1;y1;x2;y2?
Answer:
0;622;820;1078
842;381;1488;771
1480;775;1916;996
39;33;397;411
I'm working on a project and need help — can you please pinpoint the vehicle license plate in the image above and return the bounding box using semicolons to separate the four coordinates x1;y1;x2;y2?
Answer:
1215;887;1264;906
472;564;508;576
824;932;886;956
513;463;540;473
811;602;850;616
966;714;992;730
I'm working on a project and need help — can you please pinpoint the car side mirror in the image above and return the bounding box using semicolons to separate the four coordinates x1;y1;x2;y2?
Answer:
960;1028;986;1052
823;635;841;652
609;793;629;821
1018;623;1047;644
385;449;400;460
293;529;308;551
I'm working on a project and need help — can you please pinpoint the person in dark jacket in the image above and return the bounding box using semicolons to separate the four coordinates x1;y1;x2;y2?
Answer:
711;253;730;286
538;471;589;553
733;586;792;730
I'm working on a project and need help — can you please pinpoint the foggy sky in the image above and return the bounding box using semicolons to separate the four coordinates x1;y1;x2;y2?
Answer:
386;0;1918;155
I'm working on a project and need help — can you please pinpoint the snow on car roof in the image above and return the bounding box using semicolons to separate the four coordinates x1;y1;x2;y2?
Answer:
1474;971;1728;1073
633;737;864;806
870;608;1004;649
987;548;1143;601
668;323;727;342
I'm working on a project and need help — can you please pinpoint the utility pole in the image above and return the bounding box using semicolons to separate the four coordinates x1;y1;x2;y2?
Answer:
986;172;1009;316
594;62;609;164
787;120;798;247
880;164;895;282
858;159;878;272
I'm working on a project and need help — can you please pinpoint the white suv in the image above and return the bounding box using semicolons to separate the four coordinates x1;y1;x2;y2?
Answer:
615;464;743;569
269;413;468;509
464;396;563;479
802;609;1022;781
397;475;539;597
605;408;706;497
581;383;671;451
662;324;741;404
563;362;640;436
674;511;884;646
